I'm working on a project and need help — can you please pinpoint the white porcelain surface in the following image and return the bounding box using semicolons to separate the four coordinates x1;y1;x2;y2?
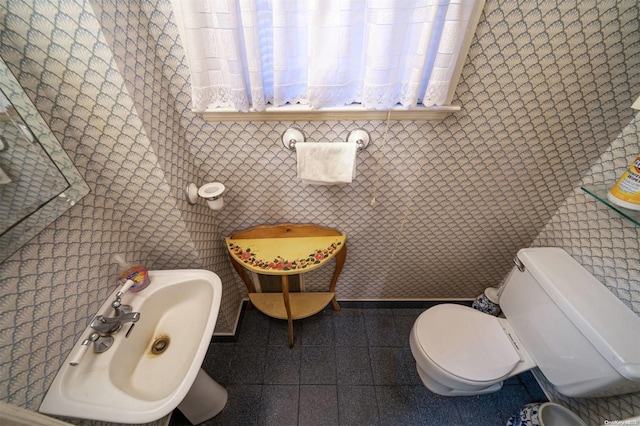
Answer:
506;402;587;426
410;325;504;393
501;248;640;397
197;182;225;199
39;269;223;424
412;304;520;382
412;352;504;396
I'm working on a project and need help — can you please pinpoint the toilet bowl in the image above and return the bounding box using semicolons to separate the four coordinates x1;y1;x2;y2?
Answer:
409;248;640;398
409;304;535;396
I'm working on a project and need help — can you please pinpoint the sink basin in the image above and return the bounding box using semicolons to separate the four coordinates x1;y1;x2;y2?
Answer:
40;270;223;424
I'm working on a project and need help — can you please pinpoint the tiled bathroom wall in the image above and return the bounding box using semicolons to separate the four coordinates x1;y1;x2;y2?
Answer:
0;0;639;425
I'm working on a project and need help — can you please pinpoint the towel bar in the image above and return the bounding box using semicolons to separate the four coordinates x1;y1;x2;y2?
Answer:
281;127;370;151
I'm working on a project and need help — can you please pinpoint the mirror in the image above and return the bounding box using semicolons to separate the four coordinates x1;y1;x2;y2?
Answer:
0;57;89;262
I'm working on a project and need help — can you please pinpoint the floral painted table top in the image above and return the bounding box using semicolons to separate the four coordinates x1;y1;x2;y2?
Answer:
225;234;346;275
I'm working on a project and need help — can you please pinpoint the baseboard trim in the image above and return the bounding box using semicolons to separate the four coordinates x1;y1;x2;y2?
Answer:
212;299;249;342
213;299;472;340
337;299;473;309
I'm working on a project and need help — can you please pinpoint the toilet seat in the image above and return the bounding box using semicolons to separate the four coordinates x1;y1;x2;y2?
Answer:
412;304;521;383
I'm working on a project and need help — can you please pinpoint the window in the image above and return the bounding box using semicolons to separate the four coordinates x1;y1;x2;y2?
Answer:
172;0;485;118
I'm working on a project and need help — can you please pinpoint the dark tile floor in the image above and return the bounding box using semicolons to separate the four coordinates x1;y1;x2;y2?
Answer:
170;306;547;426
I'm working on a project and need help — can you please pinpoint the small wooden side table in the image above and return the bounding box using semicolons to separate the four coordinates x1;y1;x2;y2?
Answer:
226;223;346;347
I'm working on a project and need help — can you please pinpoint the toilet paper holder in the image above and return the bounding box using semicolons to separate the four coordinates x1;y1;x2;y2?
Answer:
281;127;370;151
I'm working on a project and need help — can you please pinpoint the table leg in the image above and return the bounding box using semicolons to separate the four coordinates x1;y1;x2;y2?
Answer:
281;275;294;348
329;243;347;312
331;296;341;311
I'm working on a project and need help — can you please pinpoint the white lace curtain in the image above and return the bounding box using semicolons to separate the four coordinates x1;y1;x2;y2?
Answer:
172;0;482;112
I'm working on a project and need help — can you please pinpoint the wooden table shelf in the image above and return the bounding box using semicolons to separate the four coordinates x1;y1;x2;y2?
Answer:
248;292;335;320
227;223;347;347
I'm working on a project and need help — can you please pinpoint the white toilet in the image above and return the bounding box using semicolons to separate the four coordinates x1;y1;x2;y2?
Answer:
409;247;640;397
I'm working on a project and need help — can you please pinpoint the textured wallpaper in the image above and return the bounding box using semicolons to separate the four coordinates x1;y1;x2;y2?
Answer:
88;0;240;334
0;0;639;425
0;0;224;421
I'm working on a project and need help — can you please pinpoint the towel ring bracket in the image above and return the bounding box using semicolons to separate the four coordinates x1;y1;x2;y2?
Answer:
281;128;305;150
346;129;370;151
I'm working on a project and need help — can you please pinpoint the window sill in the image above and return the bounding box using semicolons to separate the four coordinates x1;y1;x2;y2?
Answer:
197;105;460;122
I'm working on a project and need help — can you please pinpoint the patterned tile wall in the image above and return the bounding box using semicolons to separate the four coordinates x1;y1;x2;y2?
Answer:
532;111;640;424
0;1;639;425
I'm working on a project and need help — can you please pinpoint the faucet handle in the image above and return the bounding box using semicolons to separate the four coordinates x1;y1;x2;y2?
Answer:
112;279;135;313
69;332;100;366
116;279;135;299
69;331;115;366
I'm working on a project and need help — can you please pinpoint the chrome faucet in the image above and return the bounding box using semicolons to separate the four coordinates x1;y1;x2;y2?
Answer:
90;280;140;334
70;280;141;367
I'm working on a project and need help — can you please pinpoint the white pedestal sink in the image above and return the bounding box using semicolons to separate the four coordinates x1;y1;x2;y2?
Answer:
39;270;227;424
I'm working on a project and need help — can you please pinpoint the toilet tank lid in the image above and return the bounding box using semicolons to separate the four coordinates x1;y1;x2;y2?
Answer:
518;248;640;381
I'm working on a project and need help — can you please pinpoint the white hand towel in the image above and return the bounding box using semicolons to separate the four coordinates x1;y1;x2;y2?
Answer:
296;142;357;185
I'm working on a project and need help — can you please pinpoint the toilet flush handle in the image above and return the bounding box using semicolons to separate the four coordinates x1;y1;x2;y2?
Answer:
513;257;525;272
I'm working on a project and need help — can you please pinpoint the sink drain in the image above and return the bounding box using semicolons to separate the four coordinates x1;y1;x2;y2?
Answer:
150;336;170;355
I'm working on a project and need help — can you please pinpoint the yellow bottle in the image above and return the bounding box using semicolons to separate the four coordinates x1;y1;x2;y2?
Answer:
607;154;640;211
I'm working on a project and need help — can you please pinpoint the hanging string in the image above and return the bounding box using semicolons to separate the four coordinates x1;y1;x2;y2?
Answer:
391;194;415;259
366;110;415;262
370;110;392;207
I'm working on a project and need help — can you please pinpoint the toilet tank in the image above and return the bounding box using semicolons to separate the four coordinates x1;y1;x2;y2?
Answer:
500;247;640;398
